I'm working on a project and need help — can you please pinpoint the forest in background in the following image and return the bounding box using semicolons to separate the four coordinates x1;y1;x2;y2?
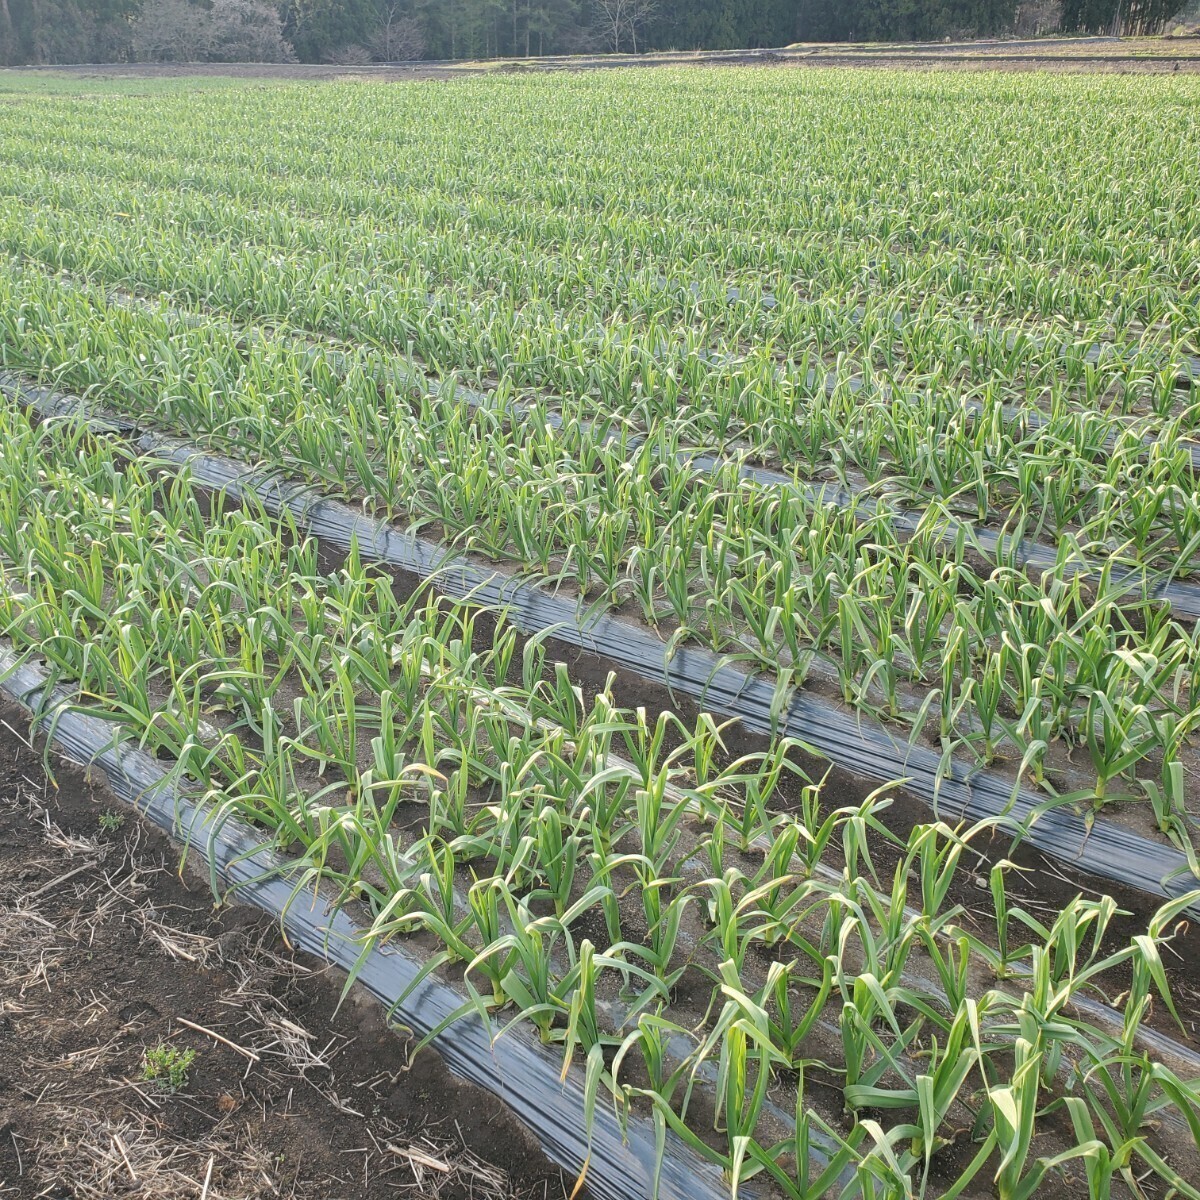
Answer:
0;0;1194;69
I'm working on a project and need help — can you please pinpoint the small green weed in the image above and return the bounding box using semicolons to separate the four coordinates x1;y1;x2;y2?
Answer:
142;1044;196;1092
99;808;125;832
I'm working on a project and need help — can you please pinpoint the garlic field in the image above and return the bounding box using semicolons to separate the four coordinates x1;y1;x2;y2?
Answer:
1;67;1199;1199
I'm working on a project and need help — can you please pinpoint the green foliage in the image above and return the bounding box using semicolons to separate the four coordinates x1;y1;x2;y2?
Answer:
6;0;1106;67
2;0;140;65
0;397;1197;1194
0;67;1199;1200
1060;0;1188;33
0;68;1198;824
142;1044;197;1091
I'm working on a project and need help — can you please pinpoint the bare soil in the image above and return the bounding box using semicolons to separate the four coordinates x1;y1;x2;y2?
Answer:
7;62;479;83
14;34;1200;82
4;520;1200;1200
0;706;574;1200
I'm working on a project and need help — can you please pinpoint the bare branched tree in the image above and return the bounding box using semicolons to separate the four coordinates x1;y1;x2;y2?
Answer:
592;0;626;50
210;0;297;61
132;0;211;60
627;0;656;51
133;0;294;62
368;0;427;60
592;0;656;52
326;42;373;64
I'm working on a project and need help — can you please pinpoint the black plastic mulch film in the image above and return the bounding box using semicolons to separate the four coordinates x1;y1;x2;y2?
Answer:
157;440;1199;915
6;370;1200;911
88;290;1200;619
404;352;1200;621
0;650;730;1200
4;373;1199;914
174;444;1200;907
5;375;1200;1193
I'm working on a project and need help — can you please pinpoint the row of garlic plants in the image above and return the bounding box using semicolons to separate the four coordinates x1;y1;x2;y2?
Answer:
0;163;1194;455
0;272;1197;848
1;401;1198;1199
0;150;1191;404
0;69;1196;339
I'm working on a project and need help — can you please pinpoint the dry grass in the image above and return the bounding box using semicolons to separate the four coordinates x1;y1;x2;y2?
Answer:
0;774;521;1200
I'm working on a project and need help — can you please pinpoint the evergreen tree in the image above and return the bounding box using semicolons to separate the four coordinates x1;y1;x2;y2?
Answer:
1059;0;1187;32
2;0;1189;67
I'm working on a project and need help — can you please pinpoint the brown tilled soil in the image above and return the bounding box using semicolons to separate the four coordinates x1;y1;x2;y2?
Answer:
7;62;478;82
0;708;573;1200
14;34;1200;81
4;634;1200;1200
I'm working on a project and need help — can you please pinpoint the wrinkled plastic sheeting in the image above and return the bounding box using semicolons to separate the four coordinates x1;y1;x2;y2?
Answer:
5;373;1196;909
80;290;1200;619
691;456;1200;621
0;649;733;1200
0;372;141;434
144;437;1200;919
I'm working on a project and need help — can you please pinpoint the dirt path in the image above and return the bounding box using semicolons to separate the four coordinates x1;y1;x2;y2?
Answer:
0;705;572;1200
12;35;1200;83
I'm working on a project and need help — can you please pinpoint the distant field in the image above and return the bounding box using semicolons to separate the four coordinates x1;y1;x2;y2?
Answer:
7;32;1200;83
1;67;1199;1200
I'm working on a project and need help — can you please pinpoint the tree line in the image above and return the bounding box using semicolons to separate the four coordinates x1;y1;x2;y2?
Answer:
0;0;1191;68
